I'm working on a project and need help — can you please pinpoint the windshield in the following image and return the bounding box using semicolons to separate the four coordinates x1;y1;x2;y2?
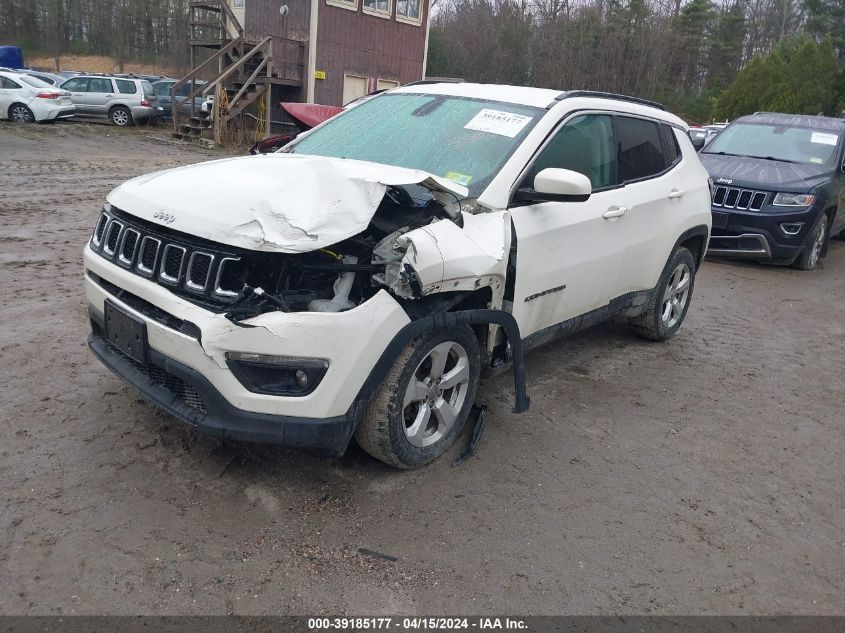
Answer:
20;75;53;89
288;93;544;197
703;122;841;166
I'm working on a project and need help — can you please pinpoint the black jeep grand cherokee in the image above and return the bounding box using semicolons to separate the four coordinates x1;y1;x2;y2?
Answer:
699;112;845;270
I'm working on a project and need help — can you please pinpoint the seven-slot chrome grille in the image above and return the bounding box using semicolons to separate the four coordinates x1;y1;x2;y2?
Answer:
711;186;767;211
89;207;245;310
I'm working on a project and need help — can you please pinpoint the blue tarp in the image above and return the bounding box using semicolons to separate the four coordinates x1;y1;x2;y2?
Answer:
0;46;25;69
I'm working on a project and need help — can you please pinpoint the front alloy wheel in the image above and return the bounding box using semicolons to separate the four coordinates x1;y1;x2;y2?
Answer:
356;326;481;469
793;214;827;270
402;340;472;448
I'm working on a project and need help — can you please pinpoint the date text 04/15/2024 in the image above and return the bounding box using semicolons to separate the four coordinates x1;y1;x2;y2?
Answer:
308;618;528;630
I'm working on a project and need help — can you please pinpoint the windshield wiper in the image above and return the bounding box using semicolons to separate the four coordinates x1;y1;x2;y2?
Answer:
705;151;802;164
749;155;801;164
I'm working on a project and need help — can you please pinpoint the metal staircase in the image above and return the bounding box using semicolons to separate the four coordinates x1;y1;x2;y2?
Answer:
171;0;305;145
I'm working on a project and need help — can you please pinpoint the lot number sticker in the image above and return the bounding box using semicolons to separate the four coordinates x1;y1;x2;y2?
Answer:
465;109;533;138
810;132;838;146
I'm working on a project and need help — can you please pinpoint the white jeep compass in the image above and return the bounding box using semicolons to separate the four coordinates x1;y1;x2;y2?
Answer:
84;83;712;468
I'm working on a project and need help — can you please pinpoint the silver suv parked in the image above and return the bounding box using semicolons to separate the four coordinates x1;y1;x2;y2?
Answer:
59;75;162;126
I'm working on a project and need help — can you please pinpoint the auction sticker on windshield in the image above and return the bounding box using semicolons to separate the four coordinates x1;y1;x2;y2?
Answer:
810;132;838;146
465;108;533;138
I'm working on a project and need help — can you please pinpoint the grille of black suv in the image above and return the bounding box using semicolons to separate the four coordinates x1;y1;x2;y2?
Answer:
711;186;767;211
90;207;247;311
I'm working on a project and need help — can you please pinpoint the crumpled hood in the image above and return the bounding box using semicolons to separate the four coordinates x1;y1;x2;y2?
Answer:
699;153;832;192
106;153;468;253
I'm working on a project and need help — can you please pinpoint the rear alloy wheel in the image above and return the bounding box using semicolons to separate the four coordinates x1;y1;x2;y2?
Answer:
110;106;132;127
629;246;697;341
355;326;481;469
9;104;35;123
792;213;827;270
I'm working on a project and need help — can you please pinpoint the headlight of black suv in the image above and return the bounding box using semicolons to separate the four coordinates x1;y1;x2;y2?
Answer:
772;193;815;207
226;352;329;396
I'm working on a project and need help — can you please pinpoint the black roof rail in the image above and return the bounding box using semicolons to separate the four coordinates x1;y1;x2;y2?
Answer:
555;90;667;111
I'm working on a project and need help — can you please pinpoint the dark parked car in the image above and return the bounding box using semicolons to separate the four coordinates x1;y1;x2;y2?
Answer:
699;112;845;270
151;79;204;118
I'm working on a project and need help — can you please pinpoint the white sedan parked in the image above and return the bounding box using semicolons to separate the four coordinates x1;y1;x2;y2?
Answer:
0;71;75;122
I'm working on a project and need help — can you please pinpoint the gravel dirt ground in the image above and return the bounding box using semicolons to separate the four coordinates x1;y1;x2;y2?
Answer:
1;122;843;616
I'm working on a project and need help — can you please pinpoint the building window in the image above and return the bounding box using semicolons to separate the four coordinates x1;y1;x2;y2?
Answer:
327;0;358;11
363;0;391;18
396;0;421;23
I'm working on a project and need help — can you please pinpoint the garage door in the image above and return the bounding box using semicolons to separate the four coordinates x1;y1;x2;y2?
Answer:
342;74;368;105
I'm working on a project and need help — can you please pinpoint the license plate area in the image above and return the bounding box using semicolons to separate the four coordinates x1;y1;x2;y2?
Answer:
711;211;729;228
104;300;148;364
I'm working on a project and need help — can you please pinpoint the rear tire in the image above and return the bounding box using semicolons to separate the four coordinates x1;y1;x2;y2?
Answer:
110;106;133;127
792;213;827;270
9;103;35;123
355;326;481;469
629;246;697;341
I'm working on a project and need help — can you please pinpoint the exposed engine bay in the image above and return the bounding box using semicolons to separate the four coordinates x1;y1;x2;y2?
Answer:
222;184;462;320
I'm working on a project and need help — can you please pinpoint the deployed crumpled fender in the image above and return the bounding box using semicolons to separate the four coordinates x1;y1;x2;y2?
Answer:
377;210;512;306
106;153;468;253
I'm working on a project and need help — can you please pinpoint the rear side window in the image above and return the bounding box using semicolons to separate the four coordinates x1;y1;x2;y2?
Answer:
88;78;113;93
141;81;155;96
660;125;681;166
0;76;22;89
116;79;137;94
615;116;667;182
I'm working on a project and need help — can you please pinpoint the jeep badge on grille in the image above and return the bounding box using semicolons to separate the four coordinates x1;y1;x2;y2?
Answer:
153;210;176;224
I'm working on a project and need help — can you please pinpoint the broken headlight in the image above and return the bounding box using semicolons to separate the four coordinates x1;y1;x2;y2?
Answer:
225;352;329;396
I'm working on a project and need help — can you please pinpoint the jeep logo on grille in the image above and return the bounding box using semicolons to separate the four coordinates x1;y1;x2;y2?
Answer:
716;178;733;185
154;211;176;224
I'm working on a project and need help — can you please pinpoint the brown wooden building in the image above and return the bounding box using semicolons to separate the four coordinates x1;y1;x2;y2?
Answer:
172;0;432;141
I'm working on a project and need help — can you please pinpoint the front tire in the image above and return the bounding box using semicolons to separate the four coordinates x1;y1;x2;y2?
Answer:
355;326;481;469
110;106;133;127
9;104;35;123
792;213;827;270
629;246;697;341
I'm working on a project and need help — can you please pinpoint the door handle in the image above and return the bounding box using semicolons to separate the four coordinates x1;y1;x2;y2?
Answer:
602;206;628;220
668;188;685;200
105;94;114;98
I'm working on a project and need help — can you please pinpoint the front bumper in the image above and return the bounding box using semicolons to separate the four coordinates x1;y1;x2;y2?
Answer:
708;205;823;262
88;325;353;453
83;243;411;447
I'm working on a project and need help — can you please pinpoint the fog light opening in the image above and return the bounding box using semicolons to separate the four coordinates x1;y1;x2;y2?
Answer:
295;369;309;389
225;352;329;396
780;223;803;236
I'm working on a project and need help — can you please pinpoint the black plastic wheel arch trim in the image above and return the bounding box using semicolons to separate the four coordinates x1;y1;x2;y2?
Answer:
347;309;530;424
675;224;711;268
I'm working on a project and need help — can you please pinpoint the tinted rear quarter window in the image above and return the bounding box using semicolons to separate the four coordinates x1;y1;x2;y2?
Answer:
660;125;681;165
615;116;667;182
116;79;137;94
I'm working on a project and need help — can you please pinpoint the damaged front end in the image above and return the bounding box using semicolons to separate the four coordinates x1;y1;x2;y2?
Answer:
98;154;512;323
